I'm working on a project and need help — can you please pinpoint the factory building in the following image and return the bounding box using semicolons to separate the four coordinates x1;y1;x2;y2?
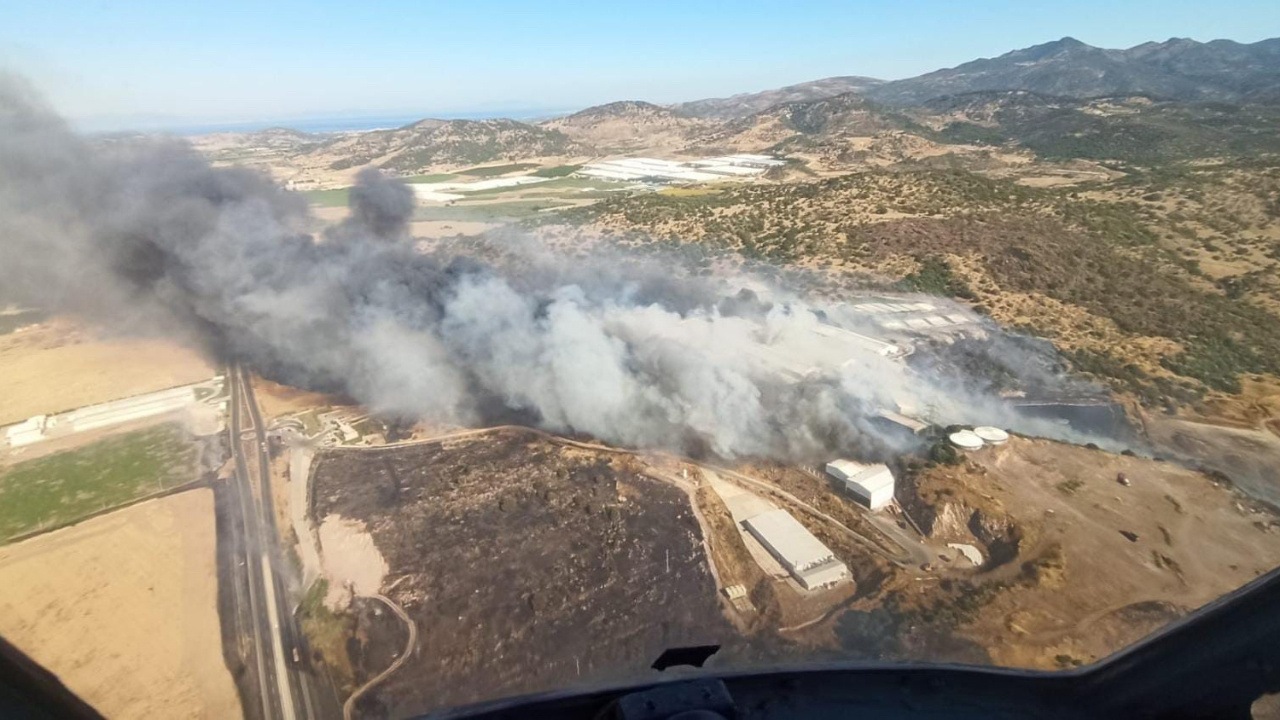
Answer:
826;460;896;510
743;509;849;590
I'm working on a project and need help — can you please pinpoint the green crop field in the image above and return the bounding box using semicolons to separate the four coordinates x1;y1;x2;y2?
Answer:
533;164;582;178
414;200;573;222
302;188;350;207
0;423;198;541
402;173;457;184
457;163;540;177
454;177;616;198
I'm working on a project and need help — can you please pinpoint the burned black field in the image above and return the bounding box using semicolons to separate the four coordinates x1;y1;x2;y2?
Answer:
310;430;733;717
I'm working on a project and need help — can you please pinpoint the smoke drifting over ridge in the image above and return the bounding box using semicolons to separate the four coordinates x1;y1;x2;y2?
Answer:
0;77;1101;461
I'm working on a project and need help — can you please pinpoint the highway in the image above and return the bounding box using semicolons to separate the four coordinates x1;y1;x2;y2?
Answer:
227;366;327;720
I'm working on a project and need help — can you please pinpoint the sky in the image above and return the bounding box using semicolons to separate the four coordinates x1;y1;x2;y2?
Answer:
3;0;1278;130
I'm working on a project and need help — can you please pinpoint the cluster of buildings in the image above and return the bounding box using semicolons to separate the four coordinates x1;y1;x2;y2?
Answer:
711;454;905;594
577;154;785;184
831;298;982;340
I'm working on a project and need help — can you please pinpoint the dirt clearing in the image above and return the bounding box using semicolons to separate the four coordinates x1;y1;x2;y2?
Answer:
904;437;1280;669
0;488;241;719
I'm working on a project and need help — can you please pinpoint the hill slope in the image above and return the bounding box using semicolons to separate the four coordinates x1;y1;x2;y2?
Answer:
918;91;1280;164
695;93;926;150
867;37;1280;105
314;118;584;173
673;76;884;119
540;101;712;153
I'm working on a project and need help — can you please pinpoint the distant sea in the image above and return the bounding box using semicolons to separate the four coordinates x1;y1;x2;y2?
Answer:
87;108;574;136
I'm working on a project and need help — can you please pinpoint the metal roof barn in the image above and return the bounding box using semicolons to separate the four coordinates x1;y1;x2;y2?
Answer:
743;509;848;590
826;460;896;510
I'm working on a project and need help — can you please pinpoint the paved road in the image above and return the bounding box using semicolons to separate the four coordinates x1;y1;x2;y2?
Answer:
228;366;328;720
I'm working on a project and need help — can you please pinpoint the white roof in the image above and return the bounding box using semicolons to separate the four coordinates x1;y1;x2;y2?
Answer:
974;426;1010;443
875;410;930;433
579;168;645;181
743;509;836;573
828;460;895;492
950;430;985;450
694;164;765;176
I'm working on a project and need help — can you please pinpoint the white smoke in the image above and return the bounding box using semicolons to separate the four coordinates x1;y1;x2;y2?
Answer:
0;75;1110;463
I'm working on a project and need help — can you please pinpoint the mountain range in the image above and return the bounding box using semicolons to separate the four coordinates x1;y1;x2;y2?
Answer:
259;36;1280;174
862;36;1280;106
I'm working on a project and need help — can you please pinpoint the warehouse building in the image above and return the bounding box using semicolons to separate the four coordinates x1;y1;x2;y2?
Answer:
826;459;896;510
743;509;849;590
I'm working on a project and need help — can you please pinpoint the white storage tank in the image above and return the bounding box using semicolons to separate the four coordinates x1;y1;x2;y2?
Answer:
949;430;985;451
973;426;1009;445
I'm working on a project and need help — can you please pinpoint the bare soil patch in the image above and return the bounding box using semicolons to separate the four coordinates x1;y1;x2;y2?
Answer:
0;319;213;425
907;437;1280;669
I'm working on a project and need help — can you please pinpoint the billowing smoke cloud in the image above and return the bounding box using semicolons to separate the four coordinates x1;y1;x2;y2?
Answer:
0;76;1108;462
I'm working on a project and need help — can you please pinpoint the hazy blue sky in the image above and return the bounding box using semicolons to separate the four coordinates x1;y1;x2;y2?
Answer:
3;0;1278;128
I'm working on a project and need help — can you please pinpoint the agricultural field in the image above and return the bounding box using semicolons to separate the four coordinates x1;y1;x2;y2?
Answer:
302;187;350;207
0;319;215;426
457;162;540;177
0;489;241;719
532;164;582;177
402;173;457;183
0;423;197;540
452;176;616;198
413;200;575;222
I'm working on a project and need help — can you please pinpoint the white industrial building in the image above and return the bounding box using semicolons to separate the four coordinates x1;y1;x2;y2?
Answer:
743;509;849;590
826;460;896;510
2;378;224;449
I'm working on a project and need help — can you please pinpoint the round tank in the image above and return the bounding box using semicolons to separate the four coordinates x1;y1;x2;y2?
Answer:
973;426;1009;445
949;430;984;450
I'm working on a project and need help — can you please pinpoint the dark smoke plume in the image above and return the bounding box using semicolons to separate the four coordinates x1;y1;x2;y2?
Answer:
0;76;1100;461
